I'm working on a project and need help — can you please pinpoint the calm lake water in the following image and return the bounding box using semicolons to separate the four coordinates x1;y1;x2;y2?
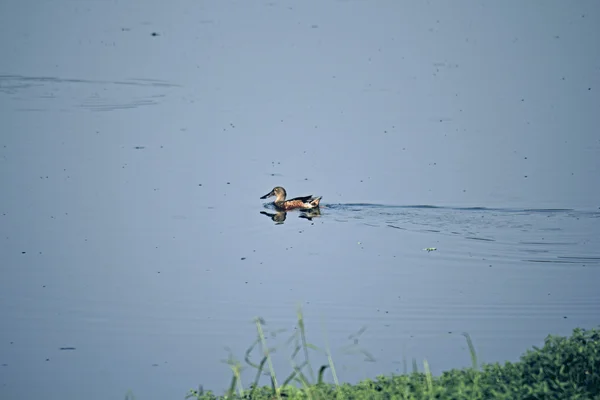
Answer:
1;1;599;399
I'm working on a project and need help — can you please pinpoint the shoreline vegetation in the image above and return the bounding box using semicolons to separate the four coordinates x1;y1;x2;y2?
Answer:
132;306;599;399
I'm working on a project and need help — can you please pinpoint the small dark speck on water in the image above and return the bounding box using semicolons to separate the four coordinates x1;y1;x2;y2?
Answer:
226;182;230;184
151;32;159;36
563;316;568;319
21;251;26;254
59;347;76;351
198;184;202;186
241;257;246;260
45;358;50;362
134;146;145;150
524;175;528;178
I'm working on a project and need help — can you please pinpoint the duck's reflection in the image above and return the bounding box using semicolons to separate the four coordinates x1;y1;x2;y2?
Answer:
299;207;321;221
260;210;287;224
260;207;321;224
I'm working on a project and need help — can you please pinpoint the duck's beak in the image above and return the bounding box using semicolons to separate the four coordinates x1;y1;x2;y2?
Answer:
260;189;274;199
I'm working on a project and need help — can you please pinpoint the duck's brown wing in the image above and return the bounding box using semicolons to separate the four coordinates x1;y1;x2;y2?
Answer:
288;195;314;202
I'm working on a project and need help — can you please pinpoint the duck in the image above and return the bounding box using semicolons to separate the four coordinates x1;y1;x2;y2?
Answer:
260;186;322;210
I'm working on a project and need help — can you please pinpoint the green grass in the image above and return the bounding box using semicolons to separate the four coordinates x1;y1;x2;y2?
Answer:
121;306;600;400
176;306;600;399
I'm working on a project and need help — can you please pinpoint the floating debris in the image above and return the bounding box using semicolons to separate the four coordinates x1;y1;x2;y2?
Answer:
423;247;437;252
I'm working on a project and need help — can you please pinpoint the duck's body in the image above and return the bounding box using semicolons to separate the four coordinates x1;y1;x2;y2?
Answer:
260;186;322;210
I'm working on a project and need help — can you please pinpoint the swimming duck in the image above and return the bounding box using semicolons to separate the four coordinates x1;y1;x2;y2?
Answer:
260;186;322;210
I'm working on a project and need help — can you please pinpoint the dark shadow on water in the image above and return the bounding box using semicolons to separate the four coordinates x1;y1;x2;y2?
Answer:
260;210;287;224
260;208;321;224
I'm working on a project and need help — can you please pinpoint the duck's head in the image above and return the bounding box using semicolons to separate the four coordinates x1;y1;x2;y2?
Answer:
260;186;287;201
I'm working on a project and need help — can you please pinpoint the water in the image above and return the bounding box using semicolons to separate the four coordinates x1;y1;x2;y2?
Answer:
1;1;600;399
